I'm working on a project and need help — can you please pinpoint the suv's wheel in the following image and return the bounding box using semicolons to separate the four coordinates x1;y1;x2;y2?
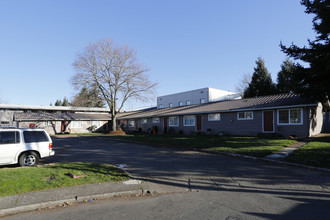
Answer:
19;152;39;166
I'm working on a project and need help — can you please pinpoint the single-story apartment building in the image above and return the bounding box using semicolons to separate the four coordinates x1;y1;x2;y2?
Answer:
0;104;112;135
118;93;328;137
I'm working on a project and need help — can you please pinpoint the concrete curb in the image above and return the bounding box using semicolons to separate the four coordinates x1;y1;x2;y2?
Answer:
0;190;142;218
3;137;329;217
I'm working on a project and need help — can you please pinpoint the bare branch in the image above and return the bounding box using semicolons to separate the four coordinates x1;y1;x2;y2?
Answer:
72;38;157;131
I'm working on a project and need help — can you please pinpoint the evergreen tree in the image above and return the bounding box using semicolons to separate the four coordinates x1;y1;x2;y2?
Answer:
276;58;300;93
71;87;105;107
62;97;70;106
280;0;330;102
54;99;62;106
243;57;277;98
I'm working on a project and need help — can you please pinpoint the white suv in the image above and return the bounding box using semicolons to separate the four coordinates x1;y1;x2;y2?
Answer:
0;128;55;166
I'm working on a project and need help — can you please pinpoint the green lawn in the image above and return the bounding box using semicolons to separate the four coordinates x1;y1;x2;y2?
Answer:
109;134;296;158
284;136;330;169
52;133;104;137
0;162;129;197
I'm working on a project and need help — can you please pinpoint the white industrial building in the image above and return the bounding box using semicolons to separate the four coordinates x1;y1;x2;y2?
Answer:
157;87;240;109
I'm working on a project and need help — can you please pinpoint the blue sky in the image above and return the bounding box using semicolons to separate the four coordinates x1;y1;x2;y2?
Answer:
0;0;314;110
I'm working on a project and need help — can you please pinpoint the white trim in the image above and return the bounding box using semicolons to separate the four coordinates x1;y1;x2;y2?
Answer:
237;111;253;120
141;118;147;124
208;113;220;121
183;115;195;126
277;108;303;125
169;116;179;127
262;110;275;133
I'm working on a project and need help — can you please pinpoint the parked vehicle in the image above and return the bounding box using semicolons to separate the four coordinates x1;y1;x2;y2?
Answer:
0;128;55;166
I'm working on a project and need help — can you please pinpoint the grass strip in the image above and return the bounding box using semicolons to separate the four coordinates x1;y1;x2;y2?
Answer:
284;141;330;169
108;134;296;157
0;162;129;197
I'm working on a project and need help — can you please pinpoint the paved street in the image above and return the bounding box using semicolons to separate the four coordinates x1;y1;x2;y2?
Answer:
4;136;330;219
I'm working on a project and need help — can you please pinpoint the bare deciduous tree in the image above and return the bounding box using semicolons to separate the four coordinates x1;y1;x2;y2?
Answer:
0;91;6;104
72;38;157;131
235;73;252;95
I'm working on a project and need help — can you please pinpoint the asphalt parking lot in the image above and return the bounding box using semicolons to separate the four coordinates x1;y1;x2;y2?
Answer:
3;136;330;219
47;136;330;191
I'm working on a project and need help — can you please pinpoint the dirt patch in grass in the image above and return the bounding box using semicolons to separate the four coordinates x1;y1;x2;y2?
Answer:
107;130;126;135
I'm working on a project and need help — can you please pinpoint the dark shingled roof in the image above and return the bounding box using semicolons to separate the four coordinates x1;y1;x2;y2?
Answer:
14;112;112;121
118;94;318;119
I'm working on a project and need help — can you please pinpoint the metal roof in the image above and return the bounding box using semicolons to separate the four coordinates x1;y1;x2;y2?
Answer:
14;112;112;121
118;94;318;119
0;104;110;113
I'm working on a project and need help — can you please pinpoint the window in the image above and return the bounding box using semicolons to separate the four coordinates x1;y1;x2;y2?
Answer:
238;112;253;120
158;104;164;109
141;118;147;124
128;120;135;127
178;101;183;106
0;131;20;144
152;117;160;123
169;116;179;126
186;100;191;105
200;98;205;104
169;103;173;107
183;115;195;126
23;131;49;143
208;113;220;121
0;121;10;126
278;109;303;125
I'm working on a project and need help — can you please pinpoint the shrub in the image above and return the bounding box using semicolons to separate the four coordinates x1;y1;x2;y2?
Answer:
87;125;97;133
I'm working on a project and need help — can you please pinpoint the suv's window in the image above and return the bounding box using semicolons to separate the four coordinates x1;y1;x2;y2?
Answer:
23;131;49;143
0;131;20;144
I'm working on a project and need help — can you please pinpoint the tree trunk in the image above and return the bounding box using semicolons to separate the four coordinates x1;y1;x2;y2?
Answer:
112;114;117;131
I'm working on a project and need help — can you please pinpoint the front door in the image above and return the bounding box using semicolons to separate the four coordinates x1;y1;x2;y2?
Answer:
263;111;274;132
61;121;67;132
196;115;202;131
135;119;139;131
164;117;168;133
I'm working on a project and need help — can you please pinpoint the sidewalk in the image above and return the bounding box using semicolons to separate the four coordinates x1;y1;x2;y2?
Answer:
266;141;308;159
0;178;185;217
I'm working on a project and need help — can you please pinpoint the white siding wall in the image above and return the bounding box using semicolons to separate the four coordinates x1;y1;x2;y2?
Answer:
208;88;239;102
157;88;209;108
309;103;323;136
157;87;239;108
